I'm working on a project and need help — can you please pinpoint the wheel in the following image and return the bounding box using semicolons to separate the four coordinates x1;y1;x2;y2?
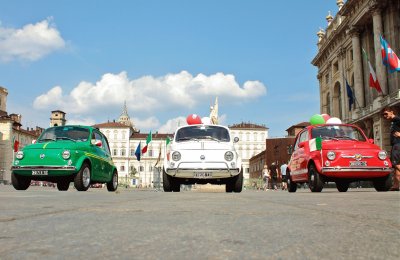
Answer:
74;163;91;191
107;170;118;191
336;181;349;192
373;173;393;192
226;169;243;193
287;171;297;193
308;164;324;192
163;169;172;192
11;172;31;190
57;179;70;191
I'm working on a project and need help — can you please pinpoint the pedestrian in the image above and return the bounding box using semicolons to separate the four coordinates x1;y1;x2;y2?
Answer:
280;162;288;190
262;165;270;191
382;106;400;191
269;162;278;190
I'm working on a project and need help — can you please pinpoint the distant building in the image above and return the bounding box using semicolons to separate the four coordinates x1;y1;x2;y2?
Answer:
228;122;269;182
50;110;66;127
0;86;43;183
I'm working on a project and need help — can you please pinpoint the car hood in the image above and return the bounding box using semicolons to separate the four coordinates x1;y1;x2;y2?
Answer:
321;140;380;150
173;141;233;150
23;141;88;151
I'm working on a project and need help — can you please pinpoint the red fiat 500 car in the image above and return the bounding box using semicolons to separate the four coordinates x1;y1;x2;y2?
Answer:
287;124;393;192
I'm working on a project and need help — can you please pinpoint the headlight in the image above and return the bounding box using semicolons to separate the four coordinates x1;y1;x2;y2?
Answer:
16;151;24;160
378;150;387;160
225;151;234;161
327;151;336;160
172;151;181;161
62;150;71;159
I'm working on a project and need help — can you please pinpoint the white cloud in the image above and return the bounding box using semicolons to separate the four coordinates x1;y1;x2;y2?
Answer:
158;117;187;133
33;71;267;114
66;117;96;126
132;116;160;130
0;18;65;62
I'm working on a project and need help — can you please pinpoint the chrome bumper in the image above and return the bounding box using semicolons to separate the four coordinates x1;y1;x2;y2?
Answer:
321;167;392;173
11;165;77;171
166;161;240;178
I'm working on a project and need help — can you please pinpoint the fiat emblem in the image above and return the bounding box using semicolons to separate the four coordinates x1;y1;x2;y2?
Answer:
40;154;45;159
354;154;362;161
200;155;205;160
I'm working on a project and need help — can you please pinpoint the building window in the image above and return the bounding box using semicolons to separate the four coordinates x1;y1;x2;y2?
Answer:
139;166;144;172
130;149;135;156
113;149;117;156
149;149;153;157
121;149;126;156
333;61;338;74
120;165;125;171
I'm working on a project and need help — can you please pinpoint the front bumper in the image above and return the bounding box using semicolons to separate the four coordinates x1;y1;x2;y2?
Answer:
321;166;392;178
165;161;240;179
11;165;77;177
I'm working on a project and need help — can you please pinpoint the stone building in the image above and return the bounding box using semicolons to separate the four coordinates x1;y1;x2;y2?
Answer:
312;0;400;152
50;110;66;127
0;86;43;183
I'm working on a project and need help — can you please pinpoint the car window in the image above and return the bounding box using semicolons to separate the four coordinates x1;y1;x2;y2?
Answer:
38;126;89;142
92;131;104;148
101;133;112;155
299;130;309;143
311;125;366;141
175;126;230;142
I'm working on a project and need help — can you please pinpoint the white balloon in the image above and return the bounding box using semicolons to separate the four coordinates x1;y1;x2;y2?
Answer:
326;117;342;124
201;116;211;124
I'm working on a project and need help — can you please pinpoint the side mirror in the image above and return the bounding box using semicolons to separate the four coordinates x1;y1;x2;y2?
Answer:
32;140;37;144
234;137;239;143
368;138;374;144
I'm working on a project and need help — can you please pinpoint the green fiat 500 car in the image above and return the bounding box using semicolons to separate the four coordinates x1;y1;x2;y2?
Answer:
11;125;118;192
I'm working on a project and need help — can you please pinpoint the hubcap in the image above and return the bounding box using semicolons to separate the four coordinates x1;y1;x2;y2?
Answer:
82;167;90;187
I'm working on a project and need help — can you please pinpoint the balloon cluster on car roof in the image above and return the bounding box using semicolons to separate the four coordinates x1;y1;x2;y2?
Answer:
309;113;342;125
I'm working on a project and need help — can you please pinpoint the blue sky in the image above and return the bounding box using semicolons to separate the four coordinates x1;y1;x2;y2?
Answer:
0;0;340;137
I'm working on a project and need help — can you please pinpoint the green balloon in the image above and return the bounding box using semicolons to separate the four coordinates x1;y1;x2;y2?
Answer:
310;114;325;125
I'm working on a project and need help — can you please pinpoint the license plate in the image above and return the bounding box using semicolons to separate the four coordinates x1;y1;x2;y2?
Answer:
32;170;48;175
350;161;367;167
193;172;212;178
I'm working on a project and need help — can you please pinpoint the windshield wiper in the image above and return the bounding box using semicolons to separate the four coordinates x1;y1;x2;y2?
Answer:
202;136;220;142
334;135;357;140
38;138;56;143
177;137;199;142
56;137;76;142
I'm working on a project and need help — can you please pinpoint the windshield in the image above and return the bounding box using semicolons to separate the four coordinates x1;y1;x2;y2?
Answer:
38;126;90;143
311;125;366;141
175;125;230;142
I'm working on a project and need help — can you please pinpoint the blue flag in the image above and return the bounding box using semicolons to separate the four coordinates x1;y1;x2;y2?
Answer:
135;142;141;161
346;79;354;111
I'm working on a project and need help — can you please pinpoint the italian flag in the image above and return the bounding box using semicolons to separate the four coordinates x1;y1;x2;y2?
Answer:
309;137;322;152
363;48;382;93
141;131;152;154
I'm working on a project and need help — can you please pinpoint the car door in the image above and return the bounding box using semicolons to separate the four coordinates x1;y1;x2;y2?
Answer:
99;132;114;180
290;130;309;182
91;130;107;182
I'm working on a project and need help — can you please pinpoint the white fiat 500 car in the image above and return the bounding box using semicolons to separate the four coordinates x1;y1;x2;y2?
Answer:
163;124;243;192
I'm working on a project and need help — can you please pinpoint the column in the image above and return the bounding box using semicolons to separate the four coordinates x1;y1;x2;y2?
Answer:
372;7;388;95
337;48;347;120
349;27;365;108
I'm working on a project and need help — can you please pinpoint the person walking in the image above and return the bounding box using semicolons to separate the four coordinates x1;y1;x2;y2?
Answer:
262;165;270;191
280;162;288;190
269;162;278;190
382;106;400;191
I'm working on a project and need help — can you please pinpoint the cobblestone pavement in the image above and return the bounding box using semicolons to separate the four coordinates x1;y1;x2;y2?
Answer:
0;185;399;259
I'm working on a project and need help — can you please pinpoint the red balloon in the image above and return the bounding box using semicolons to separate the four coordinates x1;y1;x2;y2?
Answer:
321;114;331;122
186;114;202;125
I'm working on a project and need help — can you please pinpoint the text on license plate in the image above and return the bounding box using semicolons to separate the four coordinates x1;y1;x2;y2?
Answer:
193;172;212;178
32;170;48;175
350;161;367;167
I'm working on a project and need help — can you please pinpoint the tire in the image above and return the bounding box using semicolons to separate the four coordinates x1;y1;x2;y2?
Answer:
287;171;297;193
225;170;243;193
11;172;31;190
336;181;349;192
57;179;70;191
373;173;393;192
74;163;91;191
107;170;118;192
308;164;324;192
163;168;180;192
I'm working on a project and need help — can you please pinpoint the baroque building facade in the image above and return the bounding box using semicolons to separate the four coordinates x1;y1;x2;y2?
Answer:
312;0;400;152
